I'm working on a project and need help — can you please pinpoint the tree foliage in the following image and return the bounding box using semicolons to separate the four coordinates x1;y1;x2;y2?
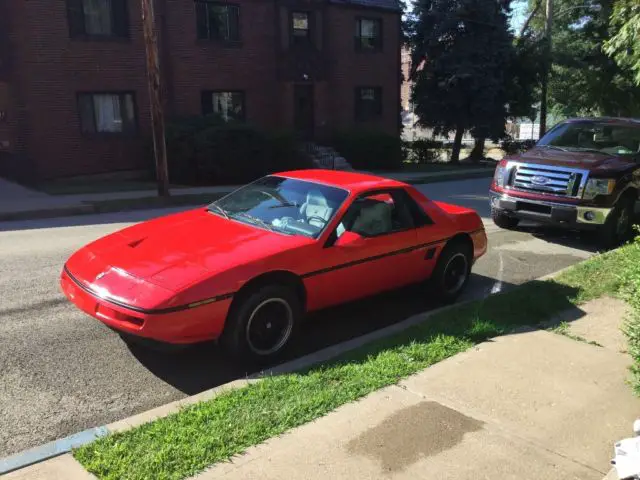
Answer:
604;0;640;86
525;0;640;117
407;0;517;163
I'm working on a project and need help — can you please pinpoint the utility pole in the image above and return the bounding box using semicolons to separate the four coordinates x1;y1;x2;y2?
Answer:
141;0;170;197
539;0;553;138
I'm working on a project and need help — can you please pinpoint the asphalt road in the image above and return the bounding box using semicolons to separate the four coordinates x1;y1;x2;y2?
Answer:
0;177;599;458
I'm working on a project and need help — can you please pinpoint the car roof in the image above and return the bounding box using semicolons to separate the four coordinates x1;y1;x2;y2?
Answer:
563;116;640;127
275;169;407;193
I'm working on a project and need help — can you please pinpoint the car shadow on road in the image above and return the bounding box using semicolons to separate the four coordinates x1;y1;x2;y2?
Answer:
124;273;516;395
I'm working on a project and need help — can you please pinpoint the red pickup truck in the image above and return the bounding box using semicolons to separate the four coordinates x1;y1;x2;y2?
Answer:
490;117;640;248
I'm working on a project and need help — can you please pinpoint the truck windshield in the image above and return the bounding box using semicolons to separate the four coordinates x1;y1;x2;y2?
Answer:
538;121;640;157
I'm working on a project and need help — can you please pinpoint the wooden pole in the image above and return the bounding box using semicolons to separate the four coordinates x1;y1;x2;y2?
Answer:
141;0;170;197
539;0;553;138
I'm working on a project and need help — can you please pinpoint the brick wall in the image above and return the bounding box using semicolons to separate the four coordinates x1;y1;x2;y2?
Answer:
5;0;400;181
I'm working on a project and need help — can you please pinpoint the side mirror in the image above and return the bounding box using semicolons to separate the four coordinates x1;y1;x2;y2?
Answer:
334;230;365;248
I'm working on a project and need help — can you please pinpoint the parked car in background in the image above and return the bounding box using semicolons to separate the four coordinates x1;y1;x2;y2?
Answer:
61;170;487;363
490;117;640;248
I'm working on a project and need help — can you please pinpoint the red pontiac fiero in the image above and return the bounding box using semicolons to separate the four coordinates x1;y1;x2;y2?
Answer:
61;170;487;362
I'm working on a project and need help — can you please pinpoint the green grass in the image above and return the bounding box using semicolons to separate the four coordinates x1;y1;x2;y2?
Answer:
547;321;603;347
74;247;636;480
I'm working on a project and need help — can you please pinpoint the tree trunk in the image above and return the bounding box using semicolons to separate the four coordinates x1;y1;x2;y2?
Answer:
469;137;486;162
450;127;464;164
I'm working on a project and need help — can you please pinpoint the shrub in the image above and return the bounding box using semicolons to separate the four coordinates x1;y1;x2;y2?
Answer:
500;138;537;155
329;129;403;171
164;116;312;185
405;139;444;164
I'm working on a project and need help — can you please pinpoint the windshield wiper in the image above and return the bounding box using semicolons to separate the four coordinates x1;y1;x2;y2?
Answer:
208;203;229;219
268;202;298;209
235;212;277;232
541;145;571;152
569;147;609;155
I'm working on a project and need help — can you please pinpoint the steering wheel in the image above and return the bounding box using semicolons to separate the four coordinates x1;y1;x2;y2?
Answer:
306;216;328;227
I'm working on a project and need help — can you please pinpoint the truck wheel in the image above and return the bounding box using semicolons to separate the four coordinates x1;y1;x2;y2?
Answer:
491;209;519;230
219;284;301;365
597;196;635;249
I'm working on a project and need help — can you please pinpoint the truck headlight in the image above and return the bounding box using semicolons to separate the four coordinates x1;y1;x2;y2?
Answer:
583;178;615;200
494;164;507;187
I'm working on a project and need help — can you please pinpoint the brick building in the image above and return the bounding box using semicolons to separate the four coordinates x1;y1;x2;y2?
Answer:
0;0;401;182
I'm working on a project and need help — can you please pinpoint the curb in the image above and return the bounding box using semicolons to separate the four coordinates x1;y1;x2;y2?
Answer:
0;194;228;223
0;262;570;476
0;171;493;223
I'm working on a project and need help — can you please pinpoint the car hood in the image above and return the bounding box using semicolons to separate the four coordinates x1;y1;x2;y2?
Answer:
510;146;635;174
69;208;312;292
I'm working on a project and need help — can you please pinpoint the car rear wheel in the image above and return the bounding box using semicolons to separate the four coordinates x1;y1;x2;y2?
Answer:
219;284;301;364
491;208;520;230
430;241;473;304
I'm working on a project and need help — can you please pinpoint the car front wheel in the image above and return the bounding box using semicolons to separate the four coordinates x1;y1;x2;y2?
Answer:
220;284;301;364
596;195;636;250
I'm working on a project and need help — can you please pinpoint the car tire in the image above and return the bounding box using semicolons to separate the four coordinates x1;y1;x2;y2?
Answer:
219;284;301;365
596;195;636;250
491;208;519;230
430;240;473;304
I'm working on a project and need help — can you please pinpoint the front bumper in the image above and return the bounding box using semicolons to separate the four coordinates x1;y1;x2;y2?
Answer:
60;268;232;345
489;191;613;228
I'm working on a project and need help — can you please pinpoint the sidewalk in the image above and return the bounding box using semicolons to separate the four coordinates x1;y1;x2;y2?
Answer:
0;168;492;222
6;297;636;480
192;300;634;480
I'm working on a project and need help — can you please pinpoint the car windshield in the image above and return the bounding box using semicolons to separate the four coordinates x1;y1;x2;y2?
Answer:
538;121;640;157
207;176;349;238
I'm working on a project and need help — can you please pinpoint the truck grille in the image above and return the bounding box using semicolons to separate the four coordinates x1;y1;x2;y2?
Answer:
507;163;588;198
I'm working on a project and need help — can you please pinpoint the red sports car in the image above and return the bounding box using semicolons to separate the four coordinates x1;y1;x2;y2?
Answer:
61;170;487;362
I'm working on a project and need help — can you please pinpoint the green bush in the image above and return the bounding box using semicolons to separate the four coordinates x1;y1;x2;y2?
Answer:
404;139;444;164
329;129;403;171
164;115;312;185
500;138;537;155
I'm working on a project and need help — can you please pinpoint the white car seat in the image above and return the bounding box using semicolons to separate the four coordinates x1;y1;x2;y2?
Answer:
351;200;392;237
300;190;333;228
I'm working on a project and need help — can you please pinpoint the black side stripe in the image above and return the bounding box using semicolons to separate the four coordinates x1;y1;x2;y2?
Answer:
301;237;450;279
64;266;234;315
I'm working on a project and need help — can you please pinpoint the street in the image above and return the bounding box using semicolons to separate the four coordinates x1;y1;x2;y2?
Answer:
0;177;598;458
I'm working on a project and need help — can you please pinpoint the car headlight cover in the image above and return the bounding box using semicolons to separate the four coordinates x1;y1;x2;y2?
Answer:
583;178;615;199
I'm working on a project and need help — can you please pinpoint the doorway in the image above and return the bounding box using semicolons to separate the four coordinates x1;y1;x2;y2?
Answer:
293;84;314;140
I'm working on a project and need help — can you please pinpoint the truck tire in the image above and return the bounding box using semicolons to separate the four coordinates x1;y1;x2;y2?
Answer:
596;195;635;250
491;209;519;230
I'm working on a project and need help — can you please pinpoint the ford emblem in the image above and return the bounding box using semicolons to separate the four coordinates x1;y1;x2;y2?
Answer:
531;175;549;186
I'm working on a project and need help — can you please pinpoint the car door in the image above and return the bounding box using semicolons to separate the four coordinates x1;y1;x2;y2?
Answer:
304;189;426;310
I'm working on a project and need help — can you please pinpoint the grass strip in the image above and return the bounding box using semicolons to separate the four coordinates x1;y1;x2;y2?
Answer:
74;246;630;480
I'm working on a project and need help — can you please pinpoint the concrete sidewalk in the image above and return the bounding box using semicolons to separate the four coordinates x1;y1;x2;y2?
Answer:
0;168;493;221
190;298;636;480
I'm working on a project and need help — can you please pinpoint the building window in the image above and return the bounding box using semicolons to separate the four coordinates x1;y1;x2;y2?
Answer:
78;93;136;134
355;18;382;51
66;0;129;38
291;12;310;45
195;2;240;42
355;87;382;121
202;91;245;121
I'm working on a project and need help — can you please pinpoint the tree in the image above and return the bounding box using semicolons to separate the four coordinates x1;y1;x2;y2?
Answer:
525;0;640;118
604;0;640;86
408;0;515;163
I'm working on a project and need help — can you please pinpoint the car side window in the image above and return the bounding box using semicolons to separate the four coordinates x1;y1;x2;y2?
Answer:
336;190;417;238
